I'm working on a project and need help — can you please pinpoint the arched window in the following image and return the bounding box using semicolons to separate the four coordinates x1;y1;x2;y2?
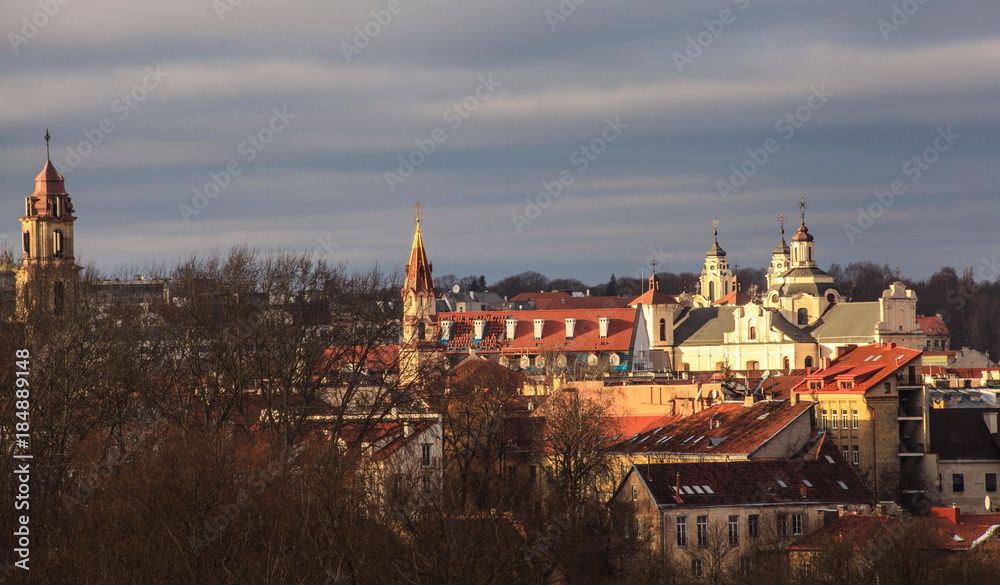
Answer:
827;292;836;304
520;355;531;369
416;321;426;341
783;356;790;370
746;360;759;370
556;354;567;368
708;281;716;300
808;248;813;261
53;281;64;316
609;354;620;367
804;356;814;368
587;353;599;366
681;363;690;372
53;230;64;258
22;232;30;257
53;197;61;218
797;308;809;325
748;326;757;340
659;318;667;341
534;355;546;369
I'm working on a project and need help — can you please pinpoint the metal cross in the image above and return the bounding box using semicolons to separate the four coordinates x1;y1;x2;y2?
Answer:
798;197;808;225
414;202;423;224
777;213;787;235
711;217;720;236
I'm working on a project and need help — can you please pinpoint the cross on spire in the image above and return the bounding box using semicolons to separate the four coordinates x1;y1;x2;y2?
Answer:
45;129;51;160
798;197;808;226
414;202;423;226
895;266;901;280
711;217;720;238
777;212;787;236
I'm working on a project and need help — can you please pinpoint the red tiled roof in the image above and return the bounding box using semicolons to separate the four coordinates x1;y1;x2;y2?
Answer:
628;288;677;307
949;367;1000;379
630;443;871;509
792;343;921;395
711;289;754;306
613;400;814;457
917;315;950;336
788;509;1000;552
510;292;631;310
438;308;637;354
614;415;683;439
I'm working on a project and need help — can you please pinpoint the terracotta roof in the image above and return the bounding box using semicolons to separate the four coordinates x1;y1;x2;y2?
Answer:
917;315;950;336
629;288;678;307
711;289;754;306
32;159;68;196
510;292;631;310
792;343;921;396
788;509;1000;552
613;414;684;440
613;399;814;457
629;445;871;509
437;308;637;355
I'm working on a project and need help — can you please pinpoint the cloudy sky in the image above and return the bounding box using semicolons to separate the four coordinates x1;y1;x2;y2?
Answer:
1;0;998;286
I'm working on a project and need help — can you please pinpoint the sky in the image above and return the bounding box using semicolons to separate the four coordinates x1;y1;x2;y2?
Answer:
1;0;998;287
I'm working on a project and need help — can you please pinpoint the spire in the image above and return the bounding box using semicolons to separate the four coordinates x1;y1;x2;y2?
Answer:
706;217;726;257
45;129;51;160
792;197;813;242
403;202;435;295
773;212;790;254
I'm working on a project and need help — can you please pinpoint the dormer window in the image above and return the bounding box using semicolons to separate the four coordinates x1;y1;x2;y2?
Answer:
839;380;854;390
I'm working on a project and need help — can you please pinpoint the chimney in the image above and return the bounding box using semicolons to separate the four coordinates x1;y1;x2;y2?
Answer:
506;318;517;340
675;472;681;495
586;289;591;297
837;505;846;517
565;318;576;339
931;506;960;524
403;421;413;437
473;319;486;340
744;394;755;407
790;392;799;406
533;318;545;339
598;317;610;338
440;319;454;341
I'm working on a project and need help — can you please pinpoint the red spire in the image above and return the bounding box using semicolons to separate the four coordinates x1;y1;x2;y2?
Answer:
403;203;435;295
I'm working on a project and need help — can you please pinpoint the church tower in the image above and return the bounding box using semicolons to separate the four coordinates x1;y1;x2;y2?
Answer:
15;132;81;318
399;203;438;385
789;198;816;269
766;213;790;290
698;218;735;304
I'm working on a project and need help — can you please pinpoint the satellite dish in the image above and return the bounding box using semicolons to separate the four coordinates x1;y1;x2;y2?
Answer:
986;495;992;512
452;284;460;294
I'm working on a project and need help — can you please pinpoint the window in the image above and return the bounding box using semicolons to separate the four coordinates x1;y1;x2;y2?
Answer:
792;513;804;535
776;513;788;537
783;356;790;370
740;557;751;577
851;409;859;429
748;514;759;538
632;486;638;501
804;356;814;368
697;516;708;547
53;281;64;316
747;360;759;370
22;232;30;257
420;444;431;467
841;410;849;429
691;559;703;578
416;321;426;340
831;410;839;429
749;326;757;340
659;318;666;341
676;516;688;547
953;474;965;493
53;229;64;257
884;381;892;394
852;446;860;466
529;465;537;484
987;473;997;493
820;409;828;429
797;308;809;325
53;197;61;218
728;515;739;546
842;446;849;461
